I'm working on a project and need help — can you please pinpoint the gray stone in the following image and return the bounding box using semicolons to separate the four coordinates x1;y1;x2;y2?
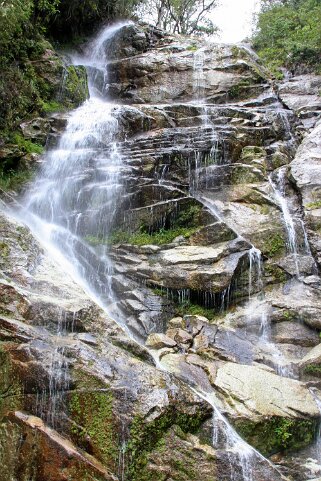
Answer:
145;333;177;349
272;321;320;347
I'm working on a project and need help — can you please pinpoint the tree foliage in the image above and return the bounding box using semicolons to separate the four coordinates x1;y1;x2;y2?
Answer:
253;0;321;74
136;0;218;35
46;0;140;42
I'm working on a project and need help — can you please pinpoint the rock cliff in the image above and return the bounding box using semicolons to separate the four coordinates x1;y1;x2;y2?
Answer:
1;23;321;481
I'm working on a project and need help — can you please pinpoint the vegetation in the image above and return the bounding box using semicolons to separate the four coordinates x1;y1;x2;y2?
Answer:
252;0;321;75
136;0;218;34
127;408;208;479
304;364;321;375
0;168;34;192
175;301;215;320
236;416;317;456
262;232;285;257
10;133;44;155
86;203;203;246
306;200;321;210
86;226;199;246
0;344;22;420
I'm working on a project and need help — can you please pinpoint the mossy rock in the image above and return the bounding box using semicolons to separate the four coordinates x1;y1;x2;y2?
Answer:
261;231;286;258
235;416;317;456
130;425;217;481
241;146;267;163
264;262;289;284
230;165;265;184
0;343;23;421
127;406;211;480
303;363;321;377
61;65;88;109
68;369;119;469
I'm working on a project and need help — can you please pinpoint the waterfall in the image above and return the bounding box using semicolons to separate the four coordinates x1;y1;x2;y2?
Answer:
248;246;264;300
12;23;292;481
193;48;206;101
20;24;131;317
191;389;285;481
309;388;321;471
17;22;132;427
269;168;300;276
269;166;314;279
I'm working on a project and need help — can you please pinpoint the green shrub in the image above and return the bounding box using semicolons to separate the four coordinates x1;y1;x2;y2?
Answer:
86;226;199;247
10;133;44;155
253;0;321;74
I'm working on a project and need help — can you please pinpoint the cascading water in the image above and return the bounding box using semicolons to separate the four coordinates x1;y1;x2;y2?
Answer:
269;166;315;279
269;168;301;277
309;388;321;467
21;24;132;315
247;247;292;377
18;22;132;426
12;22;292;481
193;48;206;101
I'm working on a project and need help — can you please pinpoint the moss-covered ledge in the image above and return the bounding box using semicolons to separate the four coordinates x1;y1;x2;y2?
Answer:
234;416;318;457
0;342;23;421
126;405;212;480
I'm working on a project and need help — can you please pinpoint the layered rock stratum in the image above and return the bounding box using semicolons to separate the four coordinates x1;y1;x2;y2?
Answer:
1;23;321;481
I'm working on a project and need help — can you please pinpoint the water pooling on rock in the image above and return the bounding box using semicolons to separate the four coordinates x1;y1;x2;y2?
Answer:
2;21;321;481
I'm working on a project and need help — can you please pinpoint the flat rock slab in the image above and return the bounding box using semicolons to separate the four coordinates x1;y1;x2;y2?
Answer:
215;362;320;419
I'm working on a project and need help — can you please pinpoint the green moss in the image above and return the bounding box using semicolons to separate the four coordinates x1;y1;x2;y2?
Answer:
235;416;316;456
304;364;321;376
0;343;23;420
187;44;198;51
228;78;253;100
10;133;44;154
87;203;204;247
68;371;118;467
62;65;88;108
264;263;288;283
127;409;207;480
85;226;199;247
262;232;285;257
282;310;296;321
175;302;214;320
0;242;9;259
40;100;65;114
69;389;117;466
306;200;321;210
152;287;167;297
0;168;34;192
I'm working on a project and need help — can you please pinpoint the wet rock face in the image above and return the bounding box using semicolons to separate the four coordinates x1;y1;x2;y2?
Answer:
278;75;321;131
107;40;270;104
0;211;214;480
2;21;321;481
291;121;321;266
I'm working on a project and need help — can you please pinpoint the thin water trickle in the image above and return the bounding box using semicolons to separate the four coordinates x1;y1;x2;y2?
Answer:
192;48;206;101
191;388;285;481
248;246;264;300
309;388;321;466
246;247;293;377
268;166;317;280
269;168;301;277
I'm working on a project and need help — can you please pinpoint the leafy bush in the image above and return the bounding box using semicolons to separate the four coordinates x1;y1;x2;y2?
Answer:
86;226;199;246
252;0;321;75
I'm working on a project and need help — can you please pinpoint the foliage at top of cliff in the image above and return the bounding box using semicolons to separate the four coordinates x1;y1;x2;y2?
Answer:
252;0;321;76
46;0;140;42
135;0;218;35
